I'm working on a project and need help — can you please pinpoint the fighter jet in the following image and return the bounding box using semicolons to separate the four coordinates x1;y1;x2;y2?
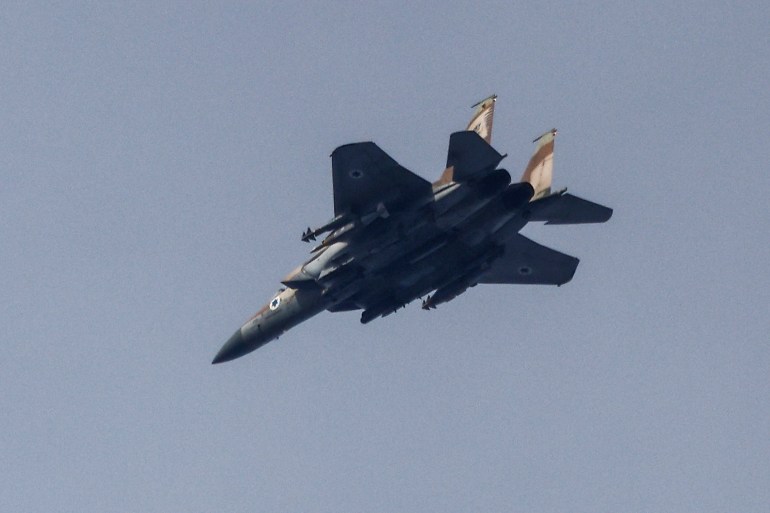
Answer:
212;96;612;364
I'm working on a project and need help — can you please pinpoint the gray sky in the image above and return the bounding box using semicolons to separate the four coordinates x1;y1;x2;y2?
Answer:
2;2;769;512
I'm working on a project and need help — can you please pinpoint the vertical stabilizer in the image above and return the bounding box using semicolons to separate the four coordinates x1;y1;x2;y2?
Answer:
466;95;497;144
521;128;557;200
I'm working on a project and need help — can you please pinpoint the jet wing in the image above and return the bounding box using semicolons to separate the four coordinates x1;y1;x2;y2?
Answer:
528;192;613;224
479;233;579;285
331;142;432;217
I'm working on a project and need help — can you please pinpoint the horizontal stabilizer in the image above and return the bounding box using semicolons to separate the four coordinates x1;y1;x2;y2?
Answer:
479;233;579;285
445;131;504;182
528;192;613;224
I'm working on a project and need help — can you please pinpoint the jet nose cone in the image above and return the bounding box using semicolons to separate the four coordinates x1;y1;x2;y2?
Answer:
212;329;249;364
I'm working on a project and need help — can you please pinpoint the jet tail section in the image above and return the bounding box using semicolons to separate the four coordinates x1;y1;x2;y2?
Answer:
521;128;557;200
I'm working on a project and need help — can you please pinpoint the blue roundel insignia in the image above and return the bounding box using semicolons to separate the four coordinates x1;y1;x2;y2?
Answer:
270;296;281;310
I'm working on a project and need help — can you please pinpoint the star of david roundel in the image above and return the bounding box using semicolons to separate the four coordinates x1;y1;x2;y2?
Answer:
270;296;281;310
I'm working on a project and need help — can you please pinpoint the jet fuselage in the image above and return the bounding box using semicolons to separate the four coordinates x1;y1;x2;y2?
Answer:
212;98;611;364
